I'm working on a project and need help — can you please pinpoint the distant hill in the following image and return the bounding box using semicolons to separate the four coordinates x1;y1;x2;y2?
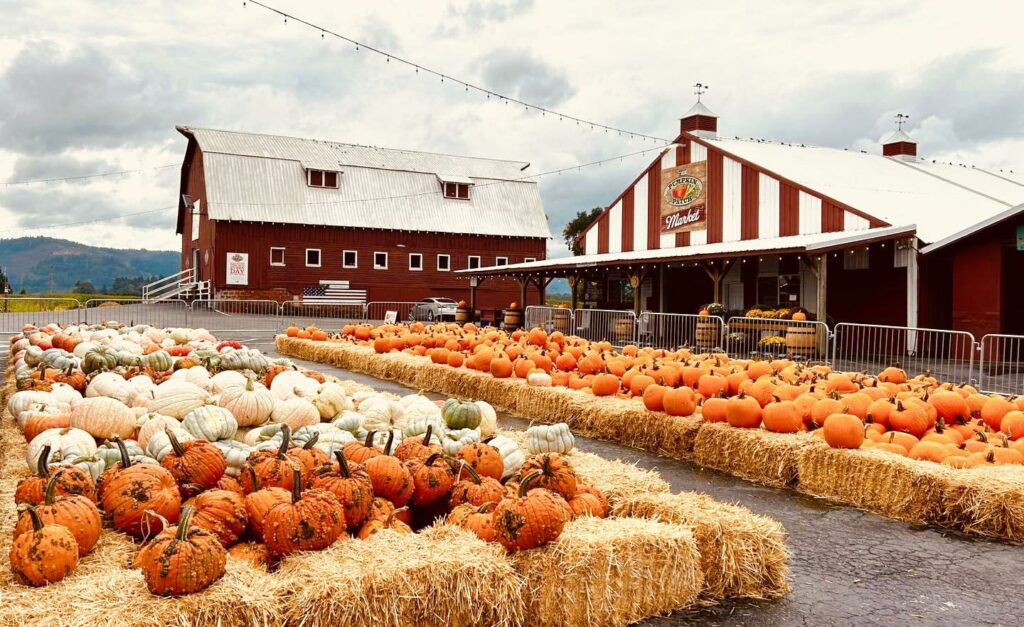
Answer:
0;237;179;294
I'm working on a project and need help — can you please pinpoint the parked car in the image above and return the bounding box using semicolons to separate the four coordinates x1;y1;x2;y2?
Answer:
412;297;458;321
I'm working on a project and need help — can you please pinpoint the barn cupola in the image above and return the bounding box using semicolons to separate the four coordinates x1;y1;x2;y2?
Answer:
882;113;917;161
680;83;718;137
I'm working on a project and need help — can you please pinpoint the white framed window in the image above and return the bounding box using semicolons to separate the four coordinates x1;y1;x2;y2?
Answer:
468;255;481;270
307;169;339;188
342;250;358;268
524;257;537;263
495;256;508;266
374;251;389;270
844;248;869;271
409;253;423;271
305;248;322;267
443;182;470;199
270;247;285;266
436;254;451;272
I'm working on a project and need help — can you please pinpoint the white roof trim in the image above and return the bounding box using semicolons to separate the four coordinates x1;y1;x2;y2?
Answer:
920;203;1024;254
436;173;474;185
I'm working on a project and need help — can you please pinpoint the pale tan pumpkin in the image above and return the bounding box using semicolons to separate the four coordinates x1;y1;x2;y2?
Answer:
218;379;275;427
270;397;320;431
70;397;136;440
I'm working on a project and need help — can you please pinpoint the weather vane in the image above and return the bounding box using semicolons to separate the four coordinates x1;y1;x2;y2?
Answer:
694;83;709;102
895;113;910;131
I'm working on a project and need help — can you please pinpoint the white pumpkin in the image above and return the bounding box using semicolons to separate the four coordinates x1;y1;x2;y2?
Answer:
70;396;137;439
525;422;575;455
86;372;133;404
148;385;211;419
218;379;275;427
182;405;239;441
400;394;442;422
359;396;407;432
7;390;58;417
270;397;320;431
16;403;70;431
527;371;553;387
332;410;364;433
182;365;212;390
146;426;195;461
27;427;97;469
441;428;480;456
48;383;83;408
212;439;251;477
209;370;247;394
270;370;319;400
311;382;352;419
486;435;525;479
136;413;180;450
403;413;446;438
474;400;498;437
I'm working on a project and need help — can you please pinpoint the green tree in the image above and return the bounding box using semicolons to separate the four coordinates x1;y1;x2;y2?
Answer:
0;266;9;293
562;207;604;256
71;281;97;294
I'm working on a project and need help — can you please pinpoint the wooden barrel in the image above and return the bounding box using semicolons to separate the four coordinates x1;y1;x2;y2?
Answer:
455;306;471;324
553;308;572;333
503;308;524;332
785;325;819;357
695;319;720;348
614;317;634;343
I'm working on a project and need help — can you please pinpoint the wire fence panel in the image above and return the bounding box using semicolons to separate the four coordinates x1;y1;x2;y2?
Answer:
832;323;976;382
724;317;831;362
281;301;365;332
637;312;725;352
573;309;636;346
524;306;576;336
366;301;420;323
190;300;281;338
978;334;1024;395
0;299;83;353
83;298;191;329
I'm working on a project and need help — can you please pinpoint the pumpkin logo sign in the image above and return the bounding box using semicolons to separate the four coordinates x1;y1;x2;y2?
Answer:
226;252;249;285
660;161;708;234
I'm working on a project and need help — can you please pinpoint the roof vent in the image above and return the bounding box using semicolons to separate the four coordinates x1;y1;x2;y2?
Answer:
882;113;917;161
680;83;718;138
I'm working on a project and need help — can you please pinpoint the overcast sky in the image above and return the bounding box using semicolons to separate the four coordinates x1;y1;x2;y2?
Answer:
1;0;1022;258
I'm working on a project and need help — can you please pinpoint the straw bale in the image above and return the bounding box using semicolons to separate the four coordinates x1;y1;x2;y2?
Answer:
567;450;671;503
795;446;950;525
277;526;525;627
940;465;1024;543
652;413;703;460
510;516;703;627
692;423;822;489
612;492;790;600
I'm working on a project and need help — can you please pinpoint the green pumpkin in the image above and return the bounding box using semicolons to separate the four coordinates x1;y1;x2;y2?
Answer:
144;350;174;373
82;347;118;374
442;399;482;430
332;410;363;434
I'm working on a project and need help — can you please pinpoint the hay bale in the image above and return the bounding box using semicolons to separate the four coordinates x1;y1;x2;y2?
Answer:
567;450;671;503
277;526;524;627
613;493;790;600
692;423;821;489
941;466;1024;543
653;414;703;460
795;446;950;525
511;517;703;626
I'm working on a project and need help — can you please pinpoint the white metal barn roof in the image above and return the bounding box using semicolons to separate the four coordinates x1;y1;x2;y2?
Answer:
701;136;1024;244
178;126;551;239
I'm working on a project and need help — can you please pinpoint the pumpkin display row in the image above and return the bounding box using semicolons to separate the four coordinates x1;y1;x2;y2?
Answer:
315;322;1024;469
5;323;603;596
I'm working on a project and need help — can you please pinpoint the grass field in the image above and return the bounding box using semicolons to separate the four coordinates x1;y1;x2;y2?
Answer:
0;293;136;312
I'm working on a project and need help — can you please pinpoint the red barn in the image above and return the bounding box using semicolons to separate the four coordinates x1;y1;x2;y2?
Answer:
173;127;549;314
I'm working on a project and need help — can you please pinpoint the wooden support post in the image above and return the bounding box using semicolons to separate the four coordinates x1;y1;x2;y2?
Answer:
628;268;650;316
568;274;579;310
537;277;553;306
816;256;827;323
469;276;487;322
701;260;722;303
517;276;529;309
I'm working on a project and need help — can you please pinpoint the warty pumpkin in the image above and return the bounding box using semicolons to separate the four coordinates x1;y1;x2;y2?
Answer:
100;438;181;538
240;424;302;493
447;502;498;541
362;432;414;507
519;453;577;500
311;451;375;531
9;504;79;587
161;429;228;496
407;452;456;507
450;462;505;507
14;470;102;557
493;471;569;551
187;489;249;547
457;440;505;481
15;444;96;505
263;467;346;556
136;505;227;596
393;425;443;462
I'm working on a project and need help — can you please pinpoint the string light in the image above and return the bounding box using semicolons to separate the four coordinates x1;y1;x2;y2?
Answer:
240;0;670;143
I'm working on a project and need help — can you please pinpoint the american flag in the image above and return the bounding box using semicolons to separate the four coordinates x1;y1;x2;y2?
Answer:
302;281;366;305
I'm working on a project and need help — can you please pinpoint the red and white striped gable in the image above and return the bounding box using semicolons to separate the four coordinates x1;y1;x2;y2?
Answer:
580;134;888;256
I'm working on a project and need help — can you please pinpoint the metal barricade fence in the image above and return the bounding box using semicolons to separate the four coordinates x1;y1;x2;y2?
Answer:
638;312;725;352
832;322;976;382
978;334;1024;395
572;309;637;345
724;317;831;362
524;306;576;335
83;298;191;329
365;301;419;323
281;301;365;332
0;298;83;355
190;299;281;338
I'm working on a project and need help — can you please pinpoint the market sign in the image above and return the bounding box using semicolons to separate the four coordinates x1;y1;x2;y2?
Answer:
661;161;707;234
226;252;249;285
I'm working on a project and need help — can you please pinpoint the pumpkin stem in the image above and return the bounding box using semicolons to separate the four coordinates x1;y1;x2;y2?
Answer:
43;468;65;505
175;505;195;541
166;428;186;457
364;430;377;448
334;450;352;478
482;435;496;444
290;465;303;503
277;424;292;459
423;425;433;447
19;504;45;533
424;452;443;467
112;435;132;469
383;431;395;456
244;464;260;491
245;377;255;392
459;460;483;484
519;470;542;497
35;444;52;478
478;501;497;514
303;432;320;450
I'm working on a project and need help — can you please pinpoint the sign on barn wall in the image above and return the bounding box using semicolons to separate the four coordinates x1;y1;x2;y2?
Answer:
660;161;707;233
226;252;249;285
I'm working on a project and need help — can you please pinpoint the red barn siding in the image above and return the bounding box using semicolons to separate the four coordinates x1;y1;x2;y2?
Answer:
779;182;799;236
706;151;724;243
622;188;634;252
647;164;661;249
597;213;610;254
179;144;217;284
822;201;845;232
741;165;759;240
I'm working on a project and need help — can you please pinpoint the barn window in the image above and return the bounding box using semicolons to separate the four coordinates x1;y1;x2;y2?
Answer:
307;169;339;188
374;252;389;270
436;254;451;271
524;257;537;263
305;249;322;267
495;257;508;266
270;247;285;266
342;250;358;268
468;255;481;270
409;253;423;271
442;182;470;199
